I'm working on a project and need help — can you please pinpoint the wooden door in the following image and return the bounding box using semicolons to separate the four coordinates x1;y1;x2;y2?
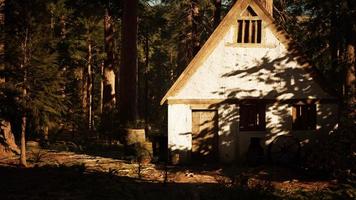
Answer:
192;110;218;162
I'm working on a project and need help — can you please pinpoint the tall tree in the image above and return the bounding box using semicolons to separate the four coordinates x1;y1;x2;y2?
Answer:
0;0;4;84
67;0;106;133
119;0;138;125
87;33;93;131
345;0;356;106
189;0;200;57
18;0;32;167
3;0;66;166
0;0;20;157
214;0;221;28
102;0;116;132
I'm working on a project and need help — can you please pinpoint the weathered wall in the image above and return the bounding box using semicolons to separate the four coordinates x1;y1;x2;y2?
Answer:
218;103;238;162
169;25;332;101
166;2;338;164
237;102;339;157
168;103;239;163
168;104;192;162
168;102;339;163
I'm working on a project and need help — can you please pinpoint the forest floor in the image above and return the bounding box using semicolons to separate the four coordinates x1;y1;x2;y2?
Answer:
0;145;355;200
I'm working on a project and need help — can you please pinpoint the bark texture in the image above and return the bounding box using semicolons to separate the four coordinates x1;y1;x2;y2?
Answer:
19;26;29;167
0;120;20;157
102;4;116;133
191;0;200;57
88;42;93;131
214;0;221;28
103;6;116;110
20;115;27;167
0;0;4;84
345;0;356;120
119;0;138;125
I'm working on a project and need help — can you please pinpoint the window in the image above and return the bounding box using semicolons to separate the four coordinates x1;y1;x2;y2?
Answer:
237;20;262;44
237;6;262;44
240;103;266;131
292;104;316;130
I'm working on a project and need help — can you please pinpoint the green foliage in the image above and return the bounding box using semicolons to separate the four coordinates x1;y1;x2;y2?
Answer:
136;0;229;128
1;0;354;150
272;0;356;180
2;0;67;137
1;0;234;138
274;0;356;96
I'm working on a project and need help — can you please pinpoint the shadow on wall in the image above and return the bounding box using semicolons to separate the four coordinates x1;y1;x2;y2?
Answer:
222;45;335;160
167;20;340;165
174;43;338;164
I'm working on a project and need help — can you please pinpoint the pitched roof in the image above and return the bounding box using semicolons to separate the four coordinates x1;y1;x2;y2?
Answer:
160;0;334;105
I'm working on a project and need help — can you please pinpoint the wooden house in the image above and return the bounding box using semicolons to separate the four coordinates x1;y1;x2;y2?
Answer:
160;0;339;163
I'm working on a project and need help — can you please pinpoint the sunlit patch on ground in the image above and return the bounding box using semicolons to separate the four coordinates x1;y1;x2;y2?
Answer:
1;149;355;200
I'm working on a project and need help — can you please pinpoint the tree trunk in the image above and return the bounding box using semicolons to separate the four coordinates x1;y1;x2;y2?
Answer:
119;0;138;125
19;26;29;167
20;63;27;167
213;0;221;28
180;0;200;70
87;41;93;131
60;15;66;40
100;62;104;115
191;0;200;56
104;5;116;110
330;8;342;95
20;114;27;167
0;120;20;157
102;4;116;133
0;2;19;157
346;42;355;102
144;30;149;125
20;66;27;167
81;66;88;124
0;0;4;84
346;0;356;99
345;0;356;109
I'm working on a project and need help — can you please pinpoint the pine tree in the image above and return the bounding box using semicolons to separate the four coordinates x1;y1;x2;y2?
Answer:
120;0;139;125
214;0;222;28
0;0;4;84
67;0;105;133
3;0;67;166
102;0;117;135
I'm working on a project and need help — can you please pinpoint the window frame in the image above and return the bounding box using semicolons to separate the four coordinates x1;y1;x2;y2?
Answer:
292;104;317;131
235;5;265;47
237;17;263;45
239;103;266;131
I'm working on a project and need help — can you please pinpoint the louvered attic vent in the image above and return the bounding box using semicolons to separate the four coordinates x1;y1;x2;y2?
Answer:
237;6;262;44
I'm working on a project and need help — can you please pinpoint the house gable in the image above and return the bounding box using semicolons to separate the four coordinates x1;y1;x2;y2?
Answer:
161;0;335;105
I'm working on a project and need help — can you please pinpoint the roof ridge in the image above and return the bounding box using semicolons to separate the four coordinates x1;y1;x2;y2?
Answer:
160;0;337;105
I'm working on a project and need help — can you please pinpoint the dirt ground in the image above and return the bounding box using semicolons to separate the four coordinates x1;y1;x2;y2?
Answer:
0;149;355;200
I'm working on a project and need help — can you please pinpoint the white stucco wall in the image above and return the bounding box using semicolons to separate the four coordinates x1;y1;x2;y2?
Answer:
168;104;192;153
218;104;238;162
168;102;339;163
166;11;338;164
236;102;339;157
168;103;239;163
168;26;331;101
